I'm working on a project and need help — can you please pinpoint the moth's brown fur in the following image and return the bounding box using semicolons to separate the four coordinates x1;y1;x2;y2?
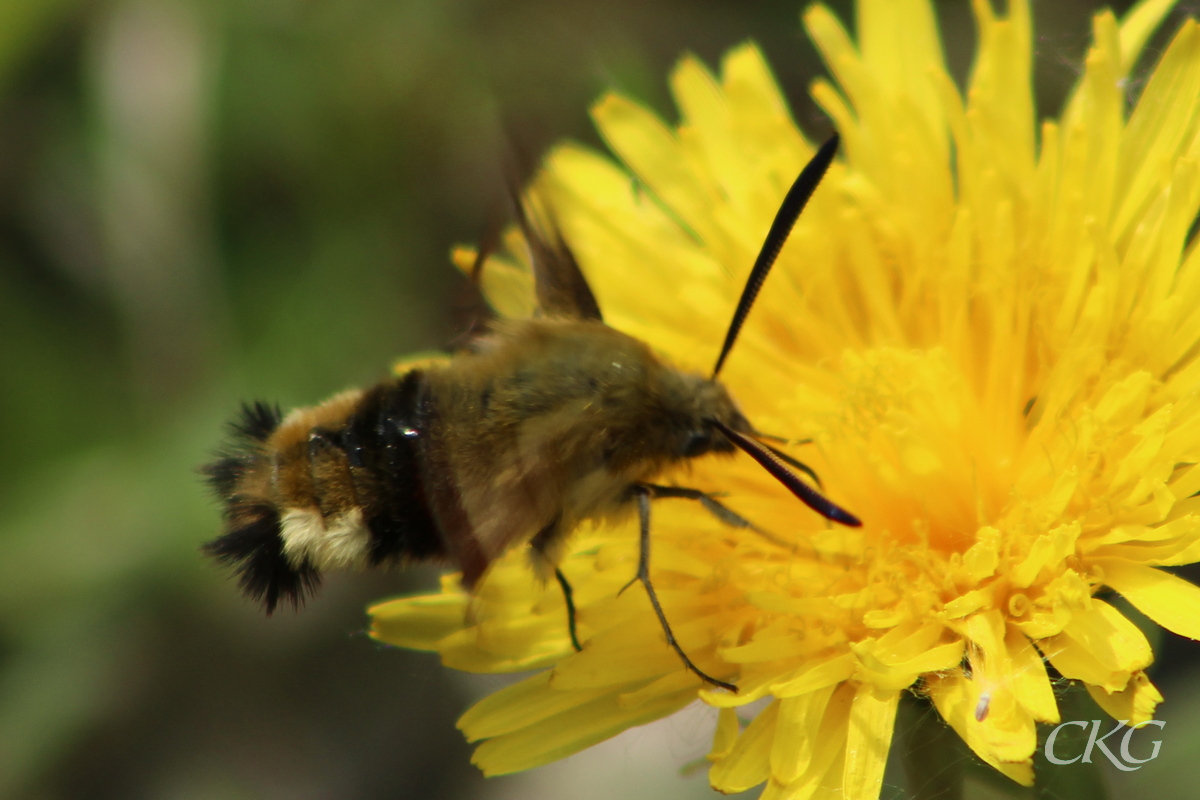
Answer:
422;317;746;583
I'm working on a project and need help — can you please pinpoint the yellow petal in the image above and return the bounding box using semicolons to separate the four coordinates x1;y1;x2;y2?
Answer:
590;93;719;248
853;639;965;690
549;623;685;688
842;683;899;800
1005;625;1060;724
762;682;855;800
671;56;754;220
458;672;607;742
771;685;836;784
1114;21;1200;238
708;699;778;793
468;684;695;776
926;672;1036;786
388;350;454;377
449;246;535;319
721;43;808;179
368;593;467;651
962;527;1000;581
708;707;740;761
617;669;700;709
1098;558;1200;639
770;651;857;698
803;5;863;117
1085;670;1163;725
967;0;1035;185
436;628;564;674
1119;0;1181;73
1041;599;1152;691
861;619;945;664
942;587;994;618
857;0;948;154
942;614;1043;764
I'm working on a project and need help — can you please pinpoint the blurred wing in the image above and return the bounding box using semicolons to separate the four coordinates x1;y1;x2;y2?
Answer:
446;219;502;352
511;185;603;321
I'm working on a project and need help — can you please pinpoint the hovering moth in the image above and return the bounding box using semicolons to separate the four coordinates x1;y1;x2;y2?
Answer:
203;135;858;689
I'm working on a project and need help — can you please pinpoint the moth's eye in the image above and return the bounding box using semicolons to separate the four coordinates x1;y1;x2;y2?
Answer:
682;430;713;458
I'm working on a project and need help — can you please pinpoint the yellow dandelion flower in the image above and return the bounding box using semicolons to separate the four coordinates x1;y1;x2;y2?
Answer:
371;0;1200;795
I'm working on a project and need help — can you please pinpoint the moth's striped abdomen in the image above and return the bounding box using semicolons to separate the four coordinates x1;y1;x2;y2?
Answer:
202;370;445;612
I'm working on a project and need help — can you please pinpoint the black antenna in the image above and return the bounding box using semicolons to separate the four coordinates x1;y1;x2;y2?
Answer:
712;420;861;527
712;134;840;378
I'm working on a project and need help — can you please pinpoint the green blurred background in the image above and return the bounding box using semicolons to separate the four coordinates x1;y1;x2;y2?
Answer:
1;1;1197;798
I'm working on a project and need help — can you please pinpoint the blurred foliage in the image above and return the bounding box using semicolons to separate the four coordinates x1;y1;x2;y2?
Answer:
0;1;1197;799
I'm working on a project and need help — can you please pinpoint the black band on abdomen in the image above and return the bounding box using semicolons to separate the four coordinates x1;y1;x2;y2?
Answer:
344;370;446;565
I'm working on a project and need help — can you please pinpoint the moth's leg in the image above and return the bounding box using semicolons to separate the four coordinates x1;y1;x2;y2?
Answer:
623;485;737;692
640;484;754;529
554;567;581;653
529;518;582;653
643;483;812;554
